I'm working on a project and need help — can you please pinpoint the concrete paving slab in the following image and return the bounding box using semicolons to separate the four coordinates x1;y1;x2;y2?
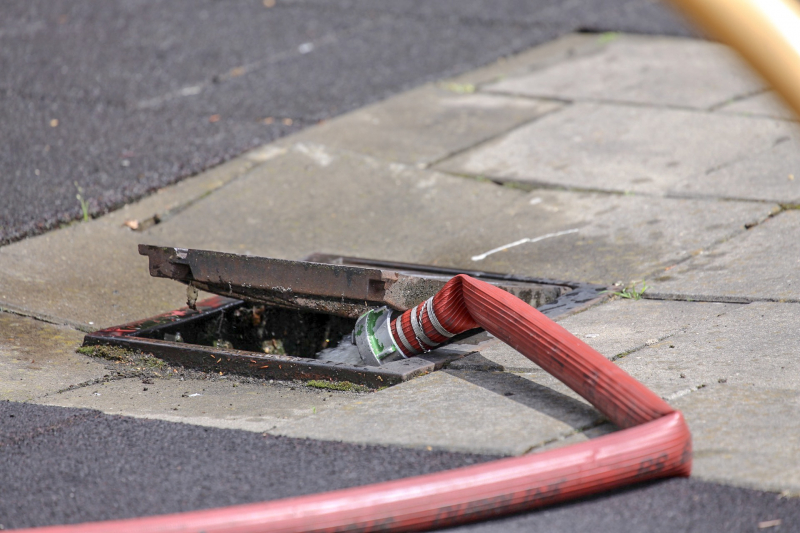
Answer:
555;298;741;359
467;299;740;372
0;157;261;330
145;144;774;286
717;91;799;122
484;36;763;110
673;384;800;494
444;33;604;88
273;369;603;456
452;341;542;374
690;134;800;204
0;312;105;402
649;210;800;303
39;376;358;433
436;102;795;198
0;220;189;330
293;85;562;167
615;302;800;399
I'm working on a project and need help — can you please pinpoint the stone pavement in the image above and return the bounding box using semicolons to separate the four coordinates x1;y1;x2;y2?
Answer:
2;32;799;501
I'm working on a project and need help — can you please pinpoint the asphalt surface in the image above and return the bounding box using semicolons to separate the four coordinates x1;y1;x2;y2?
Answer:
1;401;796;532
0;0;693;245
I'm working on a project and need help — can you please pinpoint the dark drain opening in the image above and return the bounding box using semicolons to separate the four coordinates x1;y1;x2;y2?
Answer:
140;303;357;358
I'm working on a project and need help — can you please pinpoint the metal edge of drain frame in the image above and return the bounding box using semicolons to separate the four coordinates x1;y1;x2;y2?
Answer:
304;253;610;320
137;245;584;318
83;296;458;388
137;244;397;316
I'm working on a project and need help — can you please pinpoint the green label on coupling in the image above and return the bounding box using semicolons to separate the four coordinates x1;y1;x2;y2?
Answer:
366;308;385;355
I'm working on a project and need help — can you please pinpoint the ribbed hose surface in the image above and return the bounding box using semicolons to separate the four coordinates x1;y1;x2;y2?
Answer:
23;275;691;533
393;275;675;428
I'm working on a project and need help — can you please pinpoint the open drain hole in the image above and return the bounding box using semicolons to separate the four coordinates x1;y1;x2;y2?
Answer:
140;303;358;359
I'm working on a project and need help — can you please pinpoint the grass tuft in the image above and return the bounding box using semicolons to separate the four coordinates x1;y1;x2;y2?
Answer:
306;380;370;393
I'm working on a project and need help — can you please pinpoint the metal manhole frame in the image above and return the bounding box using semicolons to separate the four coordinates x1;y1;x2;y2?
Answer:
83;251;608;388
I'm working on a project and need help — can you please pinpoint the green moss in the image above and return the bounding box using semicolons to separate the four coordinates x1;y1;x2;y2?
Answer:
306;380;370;393
76;345;127;361
76;344;167;370
140;354;168;370
438;82;476;94
597;32;620;44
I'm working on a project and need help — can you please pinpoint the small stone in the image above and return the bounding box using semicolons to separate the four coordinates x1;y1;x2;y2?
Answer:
718;378;727;384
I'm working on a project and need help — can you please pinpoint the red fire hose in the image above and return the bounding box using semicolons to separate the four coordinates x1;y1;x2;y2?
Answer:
23;275;691;533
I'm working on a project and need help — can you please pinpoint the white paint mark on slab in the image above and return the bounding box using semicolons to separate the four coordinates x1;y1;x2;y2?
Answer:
295;143;334;167
244;145;287;163
471;229;579;261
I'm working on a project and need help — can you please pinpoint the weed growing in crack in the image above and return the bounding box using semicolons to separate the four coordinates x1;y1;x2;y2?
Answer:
74;182;90;221
610;281;649;300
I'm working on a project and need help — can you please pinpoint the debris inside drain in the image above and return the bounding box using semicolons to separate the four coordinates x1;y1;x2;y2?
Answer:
137;302;357;360
80;248;608;388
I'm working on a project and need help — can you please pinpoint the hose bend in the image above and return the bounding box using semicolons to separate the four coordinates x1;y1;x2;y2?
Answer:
23;275;691;533
392;275;675;429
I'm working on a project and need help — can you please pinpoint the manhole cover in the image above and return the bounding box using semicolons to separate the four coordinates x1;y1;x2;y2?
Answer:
82;245;606;388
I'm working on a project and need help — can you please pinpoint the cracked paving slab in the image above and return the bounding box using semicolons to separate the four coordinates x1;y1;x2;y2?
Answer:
689;133;800;204
143;144;775;287
451;298;740;373
672;384;800;495
37;376;359;434
648;210;800;303
483;35;764;110
614;301;800;398
272;369;603;456
436;102;799;202
608;301;800;493
0;312;105;402
718;90;799;122
290;84;562;167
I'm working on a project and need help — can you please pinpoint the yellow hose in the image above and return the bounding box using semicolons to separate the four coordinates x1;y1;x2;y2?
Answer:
667;0;800;119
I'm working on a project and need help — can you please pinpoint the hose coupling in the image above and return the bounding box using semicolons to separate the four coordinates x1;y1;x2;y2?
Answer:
353;306;404;366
